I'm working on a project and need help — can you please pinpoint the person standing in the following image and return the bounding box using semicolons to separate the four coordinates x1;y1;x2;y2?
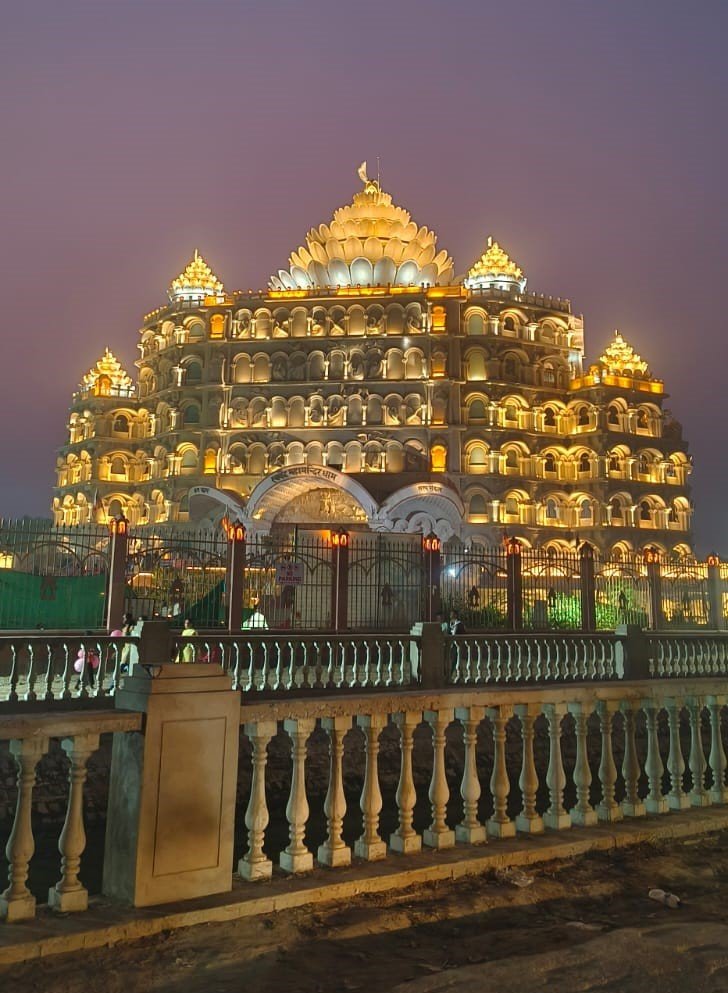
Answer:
177;618;198;662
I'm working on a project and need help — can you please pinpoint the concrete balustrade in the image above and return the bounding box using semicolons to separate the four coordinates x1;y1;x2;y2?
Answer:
3;677;728;924
4;629;728;705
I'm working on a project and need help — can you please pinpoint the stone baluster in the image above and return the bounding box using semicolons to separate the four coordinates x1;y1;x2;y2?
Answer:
596;701;623;822
280;717;315;873
355;714;387;860
318;716;352;867
423;709;455;849
666;700;690;810
455;706;487;843
620;702;646;817
708;696;728;804
515;704;544;833
568;702;597;826
543;704;571;829
643;704;668;814
687;698;710;807
48;733;100;911
486;706;515;838
239;721;276;880
390;711;422;854
0;737;48;921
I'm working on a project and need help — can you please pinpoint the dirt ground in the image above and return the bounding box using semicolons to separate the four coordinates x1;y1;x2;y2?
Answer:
5;833;728;993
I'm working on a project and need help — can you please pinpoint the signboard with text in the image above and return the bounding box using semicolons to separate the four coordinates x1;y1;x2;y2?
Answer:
275;560;305;585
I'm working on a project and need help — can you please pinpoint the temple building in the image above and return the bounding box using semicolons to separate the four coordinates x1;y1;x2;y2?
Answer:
53;166;693;554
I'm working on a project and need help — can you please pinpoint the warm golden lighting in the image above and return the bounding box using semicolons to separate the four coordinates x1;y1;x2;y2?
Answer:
423;534;441;552
170;249;225;303
82;348;133;397
465;237;526;291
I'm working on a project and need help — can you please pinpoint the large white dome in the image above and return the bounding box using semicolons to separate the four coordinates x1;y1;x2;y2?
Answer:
270;165;454;291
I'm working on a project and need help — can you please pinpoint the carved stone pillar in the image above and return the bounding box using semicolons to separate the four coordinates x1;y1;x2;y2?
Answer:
0;737;48;921
355;714;387;860
390;711;422;854
455;705;487;843
620;702;646;817
239;721;276;881
280;718;315;873
568;702;597;826
318;716;352;867
543;704;571;830
515;704;544;834
423;709;455;849
643;703;668;814
49;733;100;912
486;706;515;838
687;698;710;807
708;696;728;804
596;701;623;822
666;700;690;810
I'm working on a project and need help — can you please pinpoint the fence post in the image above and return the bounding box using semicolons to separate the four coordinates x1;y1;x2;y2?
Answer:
644;547;664;630
331;529;350;632
506;537;523;631
106;516;129;632
707;554;724;630
579;542;597;631
422;534;442;622
225;522;246;632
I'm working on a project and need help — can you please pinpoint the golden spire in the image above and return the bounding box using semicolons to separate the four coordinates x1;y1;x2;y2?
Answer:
465;236;526;290
169;249;225;302
81;348;134;396
598;330;650;377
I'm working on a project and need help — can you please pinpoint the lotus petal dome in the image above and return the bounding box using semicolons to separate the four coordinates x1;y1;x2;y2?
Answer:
270;165;454;290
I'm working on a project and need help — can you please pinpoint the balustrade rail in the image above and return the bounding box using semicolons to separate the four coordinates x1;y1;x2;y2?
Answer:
4;628;728;704
3;677;728;923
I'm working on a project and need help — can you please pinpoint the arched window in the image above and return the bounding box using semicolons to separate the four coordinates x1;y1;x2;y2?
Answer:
542;364;556;386
578;407;590;426
578;452;591;474
431;444;447;472
110;457;125;477
203;450;216;474
468;445;488;472
504;448;519;470
580;499;593;520
468;398;487;422
503;357;517;379
209;314;225;339
184;405;200;425
609;454;620;472
640;501;651;521
610;499;623;521
504;402;518;423
638;454;649;475
503;316;516;332
467;312;485;336
181;449;198;470
637;410;649;428
469;493;488;516
186;361;202;383
113;414;129;434
608;406;620;425
505;496;519;517
544;408;557;428
546;498;558;520
544;453;557;474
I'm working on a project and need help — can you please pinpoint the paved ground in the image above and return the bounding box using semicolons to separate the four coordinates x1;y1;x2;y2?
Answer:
3;831;728;992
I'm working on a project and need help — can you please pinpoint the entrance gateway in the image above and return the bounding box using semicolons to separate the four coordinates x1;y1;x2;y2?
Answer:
189;468;465;541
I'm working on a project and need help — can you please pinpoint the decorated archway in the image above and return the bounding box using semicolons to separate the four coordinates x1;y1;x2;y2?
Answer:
243;466;378;531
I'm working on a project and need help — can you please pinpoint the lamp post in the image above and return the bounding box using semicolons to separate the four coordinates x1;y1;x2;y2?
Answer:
224;520;246;632
422;533;441;622
106;516;129;632
331;529;350;632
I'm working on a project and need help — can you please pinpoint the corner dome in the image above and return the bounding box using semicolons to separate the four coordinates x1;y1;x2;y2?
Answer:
597;330;650;377
169;250;225;304
464;237;526;292
82;348;134;397
270;163;454;291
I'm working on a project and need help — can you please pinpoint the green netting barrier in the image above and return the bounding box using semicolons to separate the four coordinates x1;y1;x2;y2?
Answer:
0;571;107;629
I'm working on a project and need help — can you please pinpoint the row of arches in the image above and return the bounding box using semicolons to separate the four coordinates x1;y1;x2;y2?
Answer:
463;441;691;485
464;307;573;347
463;488;691;531
463;393;665;437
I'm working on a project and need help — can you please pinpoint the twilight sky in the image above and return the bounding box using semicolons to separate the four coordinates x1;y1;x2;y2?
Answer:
0;0;726;551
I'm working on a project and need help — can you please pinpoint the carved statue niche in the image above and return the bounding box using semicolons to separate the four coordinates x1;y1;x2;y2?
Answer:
431;390;448;425
406;310;422;334
236;314;251;338
309;397;324;425
349;352;365;380
311;311;326;337
272;320;290;338
405;395;423;425
250;401;268;427
327;396;345;427
271;356;288;382
231;401;248;427
365;348;383;379
288;353;306;381
367;312;385;336
386;399;402;425
348;393;363;426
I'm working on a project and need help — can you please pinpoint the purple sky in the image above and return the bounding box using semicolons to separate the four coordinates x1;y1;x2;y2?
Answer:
1;1;726;551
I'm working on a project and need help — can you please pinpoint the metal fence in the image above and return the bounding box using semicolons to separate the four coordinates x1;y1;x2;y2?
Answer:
125;525;228;628
0;520;109;629
2;518;728;633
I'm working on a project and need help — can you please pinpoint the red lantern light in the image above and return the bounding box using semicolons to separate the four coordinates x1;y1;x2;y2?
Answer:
643;547;660;565
506;537;522;557
707;553;720;568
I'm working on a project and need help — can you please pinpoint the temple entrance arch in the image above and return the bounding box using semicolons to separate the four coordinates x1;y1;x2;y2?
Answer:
187;485;248;522
243;466;378;531
378;482;465;541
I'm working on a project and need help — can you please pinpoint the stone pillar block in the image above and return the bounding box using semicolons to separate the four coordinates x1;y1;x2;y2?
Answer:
102;664;240;907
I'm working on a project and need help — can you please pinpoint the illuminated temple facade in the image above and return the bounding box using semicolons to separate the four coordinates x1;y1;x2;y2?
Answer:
53;167;693;554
